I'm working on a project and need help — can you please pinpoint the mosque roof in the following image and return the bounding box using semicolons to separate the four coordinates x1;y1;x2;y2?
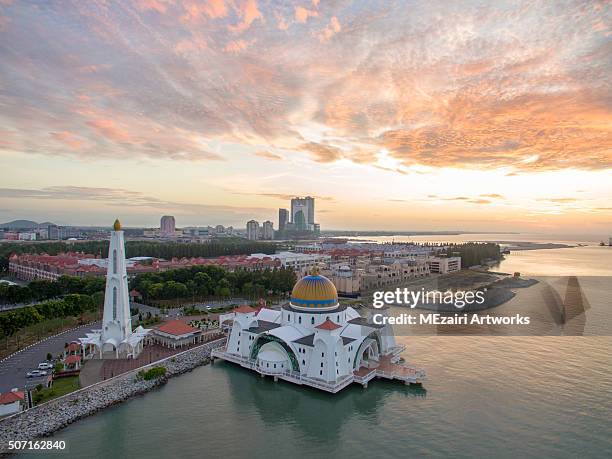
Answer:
290;273;338;310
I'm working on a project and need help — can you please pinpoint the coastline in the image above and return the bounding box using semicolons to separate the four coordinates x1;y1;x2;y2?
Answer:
0;338;226;454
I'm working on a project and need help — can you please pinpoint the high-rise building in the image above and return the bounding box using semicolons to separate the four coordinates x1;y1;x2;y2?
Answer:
160;215;176;237
278;208;289;231
291;196;315;231
262;221;274;240
246;220;260;240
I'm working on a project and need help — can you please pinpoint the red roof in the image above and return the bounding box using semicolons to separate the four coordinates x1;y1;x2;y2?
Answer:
315;319;342;331
130;289;141;297
67;342;81;352
64;354;82;364
156;320;199;336
233;305;256;314
0;391;24;404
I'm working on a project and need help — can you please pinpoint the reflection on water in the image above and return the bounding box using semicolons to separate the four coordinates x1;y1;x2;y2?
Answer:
28;247;612;458
42;337;612;459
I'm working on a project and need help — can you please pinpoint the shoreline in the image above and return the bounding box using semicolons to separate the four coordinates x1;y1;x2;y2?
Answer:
0;338;226;454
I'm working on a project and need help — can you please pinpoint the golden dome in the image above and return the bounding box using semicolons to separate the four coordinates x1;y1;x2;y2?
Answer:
113;219;121;231
290;273;338;310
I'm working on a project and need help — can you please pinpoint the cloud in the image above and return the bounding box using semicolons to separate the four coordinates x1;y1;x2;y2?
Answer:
232;191;335;201
51;131;86;150
537;198;580;203
229;0;262;33
224;39;250;53
295;6;318;23
0;186;265;215
301;142;343;163
0;0;610;174
254;150;283;160
317;16;341;42
480;193;504;199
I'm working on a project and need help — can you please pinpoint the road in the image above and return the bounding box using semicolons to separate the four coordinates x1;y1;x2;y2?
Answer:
0;321;101;393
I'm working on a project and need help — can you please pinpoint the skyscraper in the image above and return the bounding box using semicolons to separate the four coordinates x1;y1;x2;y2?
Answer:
160;215;176;237
291;196;315;231
262;221;274;240
278;208;289;231
246;220;260;240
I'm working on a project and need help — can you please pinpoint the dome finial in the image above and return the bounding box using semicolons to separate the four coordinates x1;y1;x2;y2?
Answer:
310;266;319;276
113;219;121;231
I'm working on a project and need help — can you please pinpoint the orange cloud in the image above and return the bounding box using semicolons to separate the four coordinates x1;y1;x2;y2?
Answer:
254;150;283;160
181;0;228;24
295;6;318;23
301;142;343;163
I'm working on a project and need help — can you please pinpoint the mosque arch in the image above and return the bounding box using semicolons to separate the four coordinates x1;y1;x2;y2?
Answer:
250;334;299;371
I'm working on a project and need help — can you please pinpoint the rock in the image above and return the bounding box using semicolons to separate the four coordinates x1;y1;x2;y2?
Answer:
0;338;226;453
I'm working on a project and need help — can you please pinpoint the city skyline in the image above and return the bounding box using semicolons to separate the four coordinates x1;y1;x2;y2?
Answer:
0;1;611;234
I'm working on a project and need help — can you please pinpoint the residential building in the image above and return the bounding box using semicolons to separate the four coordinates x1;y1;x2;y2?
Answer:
278;208;289;231
262;221;274;240
0;389;25;416
160;215;176;237
246;220;260;240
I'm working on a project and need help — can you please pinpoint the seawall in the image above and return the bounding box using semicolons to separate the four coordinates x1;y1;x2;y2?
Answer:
0;338;226;454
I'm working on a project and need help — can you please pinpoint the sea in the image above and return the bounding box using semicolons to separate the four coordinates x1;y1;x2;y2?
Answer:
27;235;612;459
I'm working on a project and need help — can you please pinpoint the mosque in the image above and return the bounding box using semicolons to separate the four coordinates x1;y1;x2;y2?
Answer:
212;271;425;393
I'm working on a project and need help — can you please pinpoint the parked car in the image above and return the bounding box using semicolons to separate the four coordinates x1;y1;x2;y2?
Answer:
26;370;47;378
38;362;54;370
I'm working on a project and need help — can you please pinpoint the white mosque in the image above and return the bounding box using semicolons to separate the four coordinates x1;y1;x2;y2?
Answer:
80;219;150;359
212;270;425;393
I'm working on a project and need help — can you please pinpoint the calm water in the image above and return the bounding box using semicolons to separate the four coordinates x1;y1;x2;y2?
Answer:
33;248;612;459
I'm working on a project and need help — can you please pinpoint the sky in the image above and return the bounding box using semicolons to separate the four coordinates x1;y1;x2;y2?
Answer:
0;0;611;234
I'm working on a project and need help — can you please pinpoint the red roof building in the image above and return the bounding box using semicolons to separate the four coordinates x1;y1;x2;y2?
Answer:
233;305;257;314
315;319;342;331
151;320;204;349
0;390;24;405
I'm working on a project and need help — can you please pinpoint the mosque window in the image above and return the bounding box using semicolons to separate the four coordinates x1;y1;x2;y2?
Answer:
302;360;305;365
311;317;315;325
320;362;323;368
112;287;117;320
299;316;302;324
337;315;340;322
274;364;276;369
113;250;117;274
321;352;324;357
320;370;323;376
287;314;290;321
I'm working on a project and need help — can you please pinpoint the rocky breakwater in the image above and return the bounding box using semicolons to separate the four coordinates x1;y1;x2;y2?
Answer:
0;338;226;454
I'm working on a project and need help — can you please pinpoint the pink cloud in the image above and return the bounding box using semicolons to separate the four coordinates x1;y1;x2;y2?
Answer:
295;6;318;23
135;0;170;14
52;131;86;150
181;0;228;24
224;39;250;54
86;119;132;143
228;0;263;33
317;16;341;42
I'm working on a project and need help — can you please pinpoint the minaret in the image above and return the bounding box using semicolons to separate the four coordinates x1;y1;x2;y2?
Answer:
101;219;132;343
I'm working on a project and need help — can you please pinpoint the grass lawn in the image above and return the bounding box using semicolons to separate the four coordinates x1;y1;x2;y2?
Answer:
33;376;80;405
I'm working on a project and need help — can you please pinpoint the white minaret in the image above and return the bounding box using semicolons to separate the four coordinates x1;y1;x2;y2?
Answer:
101;219;132;344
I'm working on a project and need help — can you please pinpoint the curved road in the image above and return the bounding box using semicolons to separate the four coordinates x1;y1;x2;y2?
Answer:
0;321;100;393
